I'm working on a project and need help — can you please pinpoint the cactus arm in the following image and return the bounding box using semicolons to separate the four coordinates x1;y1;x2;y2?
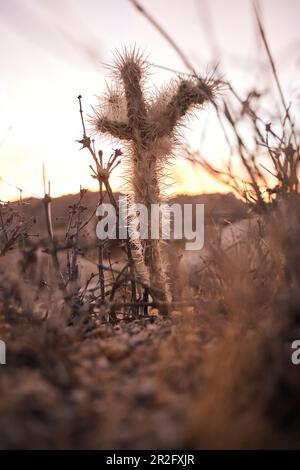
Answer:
93;117;133;141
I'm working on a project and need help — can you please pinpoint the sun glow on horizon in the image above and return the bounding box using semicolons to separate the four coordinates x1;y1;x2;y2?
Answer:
1;0;299;202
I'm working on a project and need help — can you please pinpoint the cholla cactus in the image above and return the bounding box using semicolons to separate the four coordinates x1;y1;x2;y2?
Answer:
91;48;218;313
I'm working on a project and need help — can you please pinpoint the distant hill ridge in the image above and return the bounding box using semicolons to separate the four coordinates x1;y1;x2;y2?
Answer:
15;191;247;237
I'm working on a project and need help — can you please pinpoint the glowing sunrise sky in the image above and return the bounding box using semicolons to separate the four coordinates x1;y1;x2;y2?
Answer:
0;0;300;201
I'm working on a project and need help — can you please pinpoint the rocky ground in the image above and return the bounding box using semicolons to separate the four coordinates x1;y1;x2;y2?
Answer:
1;297;300;450
0;308;215;449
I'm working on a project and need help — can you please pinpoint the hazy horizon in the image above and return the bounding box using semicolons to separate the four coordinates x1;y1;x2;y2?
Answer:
1;0;300;201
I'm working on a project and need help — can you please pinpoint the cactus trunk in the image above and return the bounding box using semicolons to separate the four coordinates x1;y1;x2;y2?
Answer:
92;48;218;315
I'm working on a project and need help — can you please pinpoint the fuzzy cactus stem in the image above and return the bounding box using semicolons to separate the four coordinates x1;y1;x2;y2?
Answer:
92;49;218;314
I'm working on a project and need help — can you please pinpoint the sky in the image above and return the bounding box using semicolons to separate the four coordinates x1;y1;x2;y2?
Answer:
0;0;299;201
